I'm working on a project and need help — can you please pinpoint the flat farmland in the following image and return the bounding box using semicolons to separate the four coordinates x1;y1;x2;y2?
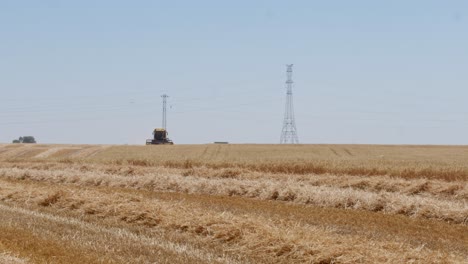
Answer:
0;144;466;263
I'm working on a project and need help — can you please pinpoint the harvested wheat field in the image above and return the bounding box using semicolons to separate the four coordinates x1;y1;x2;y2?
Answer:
0;143;467;263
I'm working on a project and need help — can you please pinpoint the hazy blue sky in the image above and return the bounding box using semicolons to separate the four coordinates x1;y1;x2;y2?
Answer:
1;1;467;145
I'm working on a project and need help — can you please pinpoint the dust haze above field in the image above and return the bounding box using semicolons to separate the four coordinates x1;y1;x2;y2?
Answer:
1;1;468;145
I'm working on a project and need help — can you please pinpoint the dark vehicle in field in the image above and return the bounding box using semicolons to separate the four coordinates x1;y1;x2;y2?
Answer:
146;128;173;145
12;136;36;144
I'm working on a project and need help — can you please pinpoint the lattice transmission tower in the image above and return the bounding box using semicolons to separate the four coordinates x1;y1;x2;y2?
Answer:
280;64;299;144
161;94;169;130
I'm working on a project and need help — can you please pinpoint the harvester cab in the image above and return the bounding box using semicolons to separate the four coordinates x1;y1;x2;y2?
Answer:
146;128;174;145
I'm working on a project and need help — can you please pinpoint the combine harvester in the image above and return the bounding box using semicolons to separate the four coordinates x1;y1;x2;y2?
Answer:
146;94;174;145
146;128;173;145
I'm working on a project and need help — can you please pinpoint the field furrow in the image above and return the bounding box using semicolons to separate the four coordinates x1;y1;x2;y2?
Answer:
0;162;466;224
0;178;467;263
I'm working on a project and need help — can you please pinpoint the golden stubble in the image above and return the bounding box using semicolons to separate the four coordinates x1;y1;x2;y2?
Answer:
0;143;467;263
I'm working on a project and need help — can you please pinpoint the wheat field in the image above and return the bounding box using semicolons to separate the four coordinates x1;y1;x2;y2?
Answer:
0;143;466;263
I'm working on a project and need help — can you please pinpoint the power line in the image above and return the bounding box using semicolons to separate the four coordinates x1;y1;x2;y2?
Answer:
161;94;169;130
280;64;299;144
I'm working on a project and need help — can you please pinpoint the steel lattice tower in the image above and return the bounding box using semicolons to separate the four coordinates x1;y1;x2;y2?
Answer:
161;94;169;130
280;64;299;144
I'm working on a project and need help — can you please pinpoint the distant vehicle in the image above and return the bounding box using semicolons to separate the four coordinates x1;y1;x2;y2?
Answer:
146;128;173;145
12;136;36;144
